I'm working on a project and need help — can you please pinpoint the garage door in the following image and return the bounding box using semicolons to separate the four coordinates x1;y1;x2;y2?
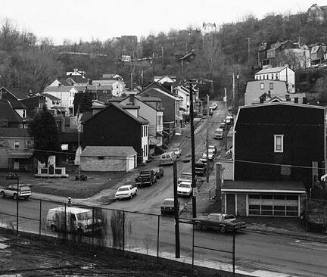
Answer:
248;194;298;217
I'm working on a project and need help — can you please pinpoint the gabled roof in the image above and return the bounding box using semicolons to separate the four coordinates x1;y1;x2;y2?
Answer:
0;100;23;124
255;66;290;75
9;88;29;100
142;82;171;94
42;93;61;101
0;127;31;137
0;87;27;109
43;86;76;93
140;87;180;101
81;146;136;157
83;103;148;125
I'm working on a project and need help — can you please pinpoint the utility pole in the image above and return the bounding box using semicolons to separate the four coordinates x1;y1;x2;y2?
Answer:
173;161;180;258
206;94;210;183
189;81;197;218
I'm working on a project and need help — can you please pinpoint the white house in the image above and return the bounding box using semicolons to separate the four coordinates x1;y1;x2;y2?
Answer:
91;80;125;97
174;85;190;116
43;86;78;115
254;66;295;93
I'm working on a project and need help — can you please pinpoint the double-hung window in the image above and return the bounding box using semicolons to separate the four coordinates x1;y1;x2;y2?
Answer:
274;134;284;153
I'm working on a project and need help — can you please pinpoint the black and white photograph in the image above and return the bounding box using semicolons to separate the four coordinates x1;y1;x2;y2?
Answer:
0;0;327;276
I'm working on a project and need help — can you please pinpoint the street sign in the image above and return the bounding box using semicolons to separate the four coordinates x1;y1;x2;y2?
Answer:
193;187;198;196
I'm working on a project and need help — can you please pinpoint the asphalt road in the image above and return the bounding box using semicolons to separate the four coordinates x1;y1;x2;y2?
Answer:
1;103;327;276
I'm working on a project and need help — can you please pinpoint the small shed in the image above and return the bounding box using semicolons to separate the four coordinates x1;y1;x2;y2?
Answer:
80;146;137;172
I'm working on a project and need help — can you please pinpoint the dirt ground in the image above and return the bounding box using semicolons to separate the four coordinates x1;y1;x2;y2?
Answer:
0;230;249;277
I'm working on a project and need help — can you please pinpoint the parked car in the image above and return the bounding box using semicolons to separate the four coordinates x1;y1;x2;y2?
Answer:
195;160;207;176
193;213;247;233
46;206;102;234
135;170;156;187
5;172;18;180
115;185;137;200
172;145;182;158
177;182;192;197
202;150;215;161
220;122;226;130
152;167;164;179
226;115;234;125
178;172;192;184
160;151;177;166
214;128;224;140
208;145;218;155
0;184;31;200
161;198;179;215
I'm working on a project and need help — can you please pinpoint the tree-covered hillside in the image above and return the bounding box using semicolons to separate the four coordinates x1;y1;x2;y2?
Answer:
1;9;327;98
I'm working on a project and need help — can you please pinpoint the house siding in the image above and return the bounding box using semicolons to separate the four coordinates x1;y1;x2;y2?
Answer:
139;88;176;123
83;105;145;164
80;156;135;172
234;104;325;184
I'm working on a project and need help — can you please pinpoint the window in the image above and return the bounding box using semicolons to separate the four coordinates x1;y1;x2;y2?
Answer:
260;83;265;90
269;82;274;90
14;141;20;149
274;134;284;153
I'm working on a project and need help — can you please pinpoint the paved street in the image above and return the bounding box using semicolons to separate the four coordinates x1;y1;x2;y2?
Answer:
1;103;327;276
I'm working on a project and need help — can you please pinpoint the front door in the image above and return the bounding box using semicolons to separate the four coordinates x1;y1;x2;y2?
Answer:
226;194;235;214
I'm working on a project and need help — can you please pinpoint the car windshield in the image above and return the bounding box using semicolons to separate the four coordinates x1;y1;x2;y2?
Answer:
118;187;130;191
181;173;192;179
163;200;174;205
179;183;191;188
76;211;92;221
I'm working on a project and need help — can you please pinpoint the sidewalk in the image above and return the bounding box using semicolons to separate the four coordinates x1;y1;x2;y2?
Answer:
181;172;327;243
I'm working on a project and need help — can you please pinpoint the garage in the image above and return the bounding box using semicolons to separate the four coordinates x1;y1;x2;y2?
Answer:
248;194;299;216
80;146;137;172
222;180;307;217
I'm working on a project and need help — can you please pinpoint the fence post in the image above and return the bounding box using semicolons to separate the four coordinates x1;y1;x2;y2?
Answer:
39;199;42;236
64;203;67;240
233;228;236;276
192;222;195;270
122;210;125;251
157;215;160;258
92;207;95;247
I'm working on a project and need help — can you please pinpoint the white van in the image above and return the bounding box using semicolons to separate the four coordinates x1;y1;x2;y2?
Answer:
46;206;102;234
160;151;176;165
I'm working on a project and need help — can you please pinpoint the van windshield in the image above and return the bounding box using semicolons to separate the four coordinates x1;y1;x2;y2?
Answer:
76;211;92;221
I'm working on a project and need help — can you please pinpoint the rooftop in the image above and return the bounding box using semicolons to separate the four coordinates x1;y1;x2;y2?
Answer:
255;66;289;75
222;180;306;193
81;146;137;157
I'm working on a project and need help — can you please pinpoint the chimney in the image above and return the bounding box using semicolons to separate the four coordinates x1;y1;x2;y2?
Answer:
130;94;135;105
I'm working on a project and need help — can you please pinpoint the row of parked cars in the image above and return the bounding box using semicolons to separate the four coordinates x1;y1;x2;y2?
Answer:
114;167;164;200
214;115;234;140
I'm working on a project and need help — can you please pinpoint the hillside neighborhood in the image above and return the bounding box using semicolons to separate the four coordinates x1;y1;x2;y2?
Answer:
1;3;327;277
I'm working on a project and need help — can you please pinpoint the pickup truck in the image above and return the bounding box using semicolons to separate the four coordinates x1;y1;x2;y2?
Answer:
195;160;207;176
193;213;246;233
135;170;156;187
0;184;32;200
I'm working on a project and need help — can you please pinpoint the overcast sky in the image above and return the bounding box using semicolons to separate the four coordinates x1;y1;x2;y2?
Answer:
0;0;325;44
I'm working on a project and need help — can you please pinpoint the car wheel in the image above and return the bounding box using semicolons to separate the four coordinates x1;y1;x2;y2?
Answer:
50;225;57;232
13;194;17;200
220;226;226;233
24;196;30;200
1;191;5;198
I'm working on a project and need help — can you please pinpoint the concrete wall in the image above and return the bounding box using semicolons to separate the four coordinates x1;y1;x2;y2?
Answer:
80;156;135;172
